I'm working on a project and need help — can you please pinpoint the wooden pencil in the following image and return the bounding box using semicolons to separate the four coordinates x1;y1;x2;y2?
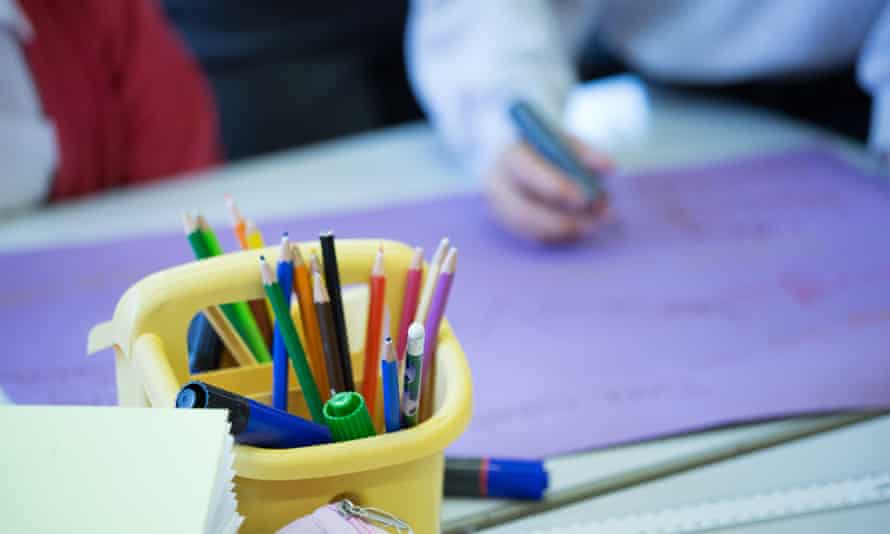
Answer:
271;234;294;411
320;231;355;391
396;247;423;360
182;213;209;259
362;246;386;417
309;252;322;276
187;214;271;364
202;306;256;367
260;256;324;423
420;247;457;422
244;218;276;324
224;194;249;250
381;336;401;432
224;198;273;344
293;245;330;401
313;271;347;393
414;237;449;324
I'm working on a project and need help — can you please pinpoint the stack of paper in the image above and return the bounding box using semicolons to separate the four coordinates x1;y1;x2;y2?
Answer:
0;406;242;533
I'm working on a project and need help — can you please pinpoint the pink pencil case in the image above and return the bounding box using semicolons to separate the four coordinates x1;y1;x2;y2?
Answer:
276;500;412;534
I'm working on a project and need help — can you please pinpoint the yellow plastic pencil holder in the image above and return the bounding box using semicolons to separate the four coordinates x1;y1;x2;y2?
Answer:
89;239;472;534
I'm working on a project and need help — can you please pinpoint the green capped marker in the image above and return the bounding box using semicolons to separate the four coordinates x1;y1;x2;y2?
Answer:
401;322;425;428
323;391;376;442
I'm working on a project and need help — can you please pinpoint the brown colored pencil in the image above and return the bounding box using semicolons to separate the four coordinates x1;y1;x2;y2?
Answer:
313;271;346;392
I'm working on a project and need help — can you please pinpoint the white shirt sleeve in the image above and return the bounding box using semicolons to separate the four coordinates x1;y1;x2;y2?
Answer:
406;0;578;177
858;2;890;158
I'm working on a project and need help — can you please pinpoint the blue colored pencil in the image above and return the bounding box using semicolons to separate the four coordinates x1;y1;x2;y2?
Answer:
272;234;294;411
381;336;401;432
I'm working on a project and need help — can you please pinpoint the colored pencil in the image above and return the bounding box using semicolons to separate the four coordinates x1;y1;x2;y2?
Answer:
401;323;425;428
182;213;210;259
362;246;386;417
320;231;355;391
224;194;249;250
185;215;271;364
260;257;324;423
396;247;423;361
272;234;294;411
414;237;449;323
420;247;457;421
381;336;401;432
313;271;346;392
309;252;322;276
245;218;264;249
293;245;330;401
247;298;274;346
225;198;274;344
244;218;276;323
202;306;255;367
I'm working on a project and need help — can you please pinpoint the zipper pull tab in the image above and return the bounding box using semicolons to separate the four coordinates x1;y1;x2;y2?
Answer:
337;499;413;533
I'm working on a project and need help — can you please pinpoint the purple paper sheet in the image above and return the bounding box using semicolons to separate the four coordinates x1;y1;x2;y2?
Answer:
2;147;890;457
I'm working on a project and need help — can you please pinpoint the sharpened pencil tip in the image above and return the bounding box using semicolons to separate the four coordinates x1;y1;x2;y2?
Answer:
432;237;450;265
279;233;293;263
259;256;275;285
291;243;305;266
181;213;197;234
371;246;385;276
442;247;458;274
384;336;397;362
224;195;244;224
409;247;423;270
313;271;329;301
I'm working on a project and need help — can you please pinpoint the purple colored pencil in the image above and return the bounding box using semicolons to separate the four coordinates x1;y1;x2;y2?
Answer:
421;248;457;395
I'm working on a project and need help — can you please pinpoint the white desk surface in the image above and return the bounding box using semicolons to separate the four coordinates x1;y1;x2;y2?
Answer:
1;88;885;531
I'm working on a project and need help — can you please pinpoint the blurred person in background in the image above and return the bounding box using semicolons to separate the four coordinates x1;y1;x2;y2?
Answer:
408;0;890;242
161;1;422;160
1;0;220;216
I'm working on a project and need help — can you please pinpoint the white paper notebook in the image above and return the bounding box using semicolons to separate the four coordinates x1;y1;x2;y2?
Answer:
0;406;243;534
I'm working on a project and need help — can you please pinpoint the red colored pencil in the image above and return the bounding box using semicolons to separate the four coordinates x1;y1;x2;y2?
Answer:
396;247;423;361
361;246;386;417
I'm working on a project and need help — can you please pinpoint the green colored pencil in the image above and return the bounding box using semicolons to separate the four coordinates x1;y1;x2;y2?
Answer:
183;214;211;259
260;256;324;423
184;214;271;364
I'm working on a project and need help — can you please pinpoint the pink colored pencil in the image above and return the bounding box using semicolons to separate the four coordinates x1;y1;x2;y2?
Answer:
396;247;423;361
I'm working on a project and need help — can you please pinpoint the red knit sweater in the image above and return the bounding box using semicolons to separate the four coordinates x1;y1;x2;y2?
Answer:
19;0;221;201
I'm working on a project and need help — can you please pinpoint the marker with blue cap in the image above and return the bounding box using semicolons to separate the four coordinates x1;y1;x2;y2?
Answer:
444;457;549;501
176;381;331;449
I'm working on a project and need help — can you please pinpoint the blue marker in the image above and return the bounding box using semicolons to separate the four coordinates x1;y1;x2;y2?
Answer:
444;457;549;500
176;381;331;448
272;233;294;411
508;99;603;203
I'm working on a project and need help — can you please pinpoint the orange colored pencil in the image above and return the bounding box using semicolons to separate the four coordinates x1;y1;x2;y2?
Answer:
362;246;386;417
292;244;330;401
224;194;249;250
